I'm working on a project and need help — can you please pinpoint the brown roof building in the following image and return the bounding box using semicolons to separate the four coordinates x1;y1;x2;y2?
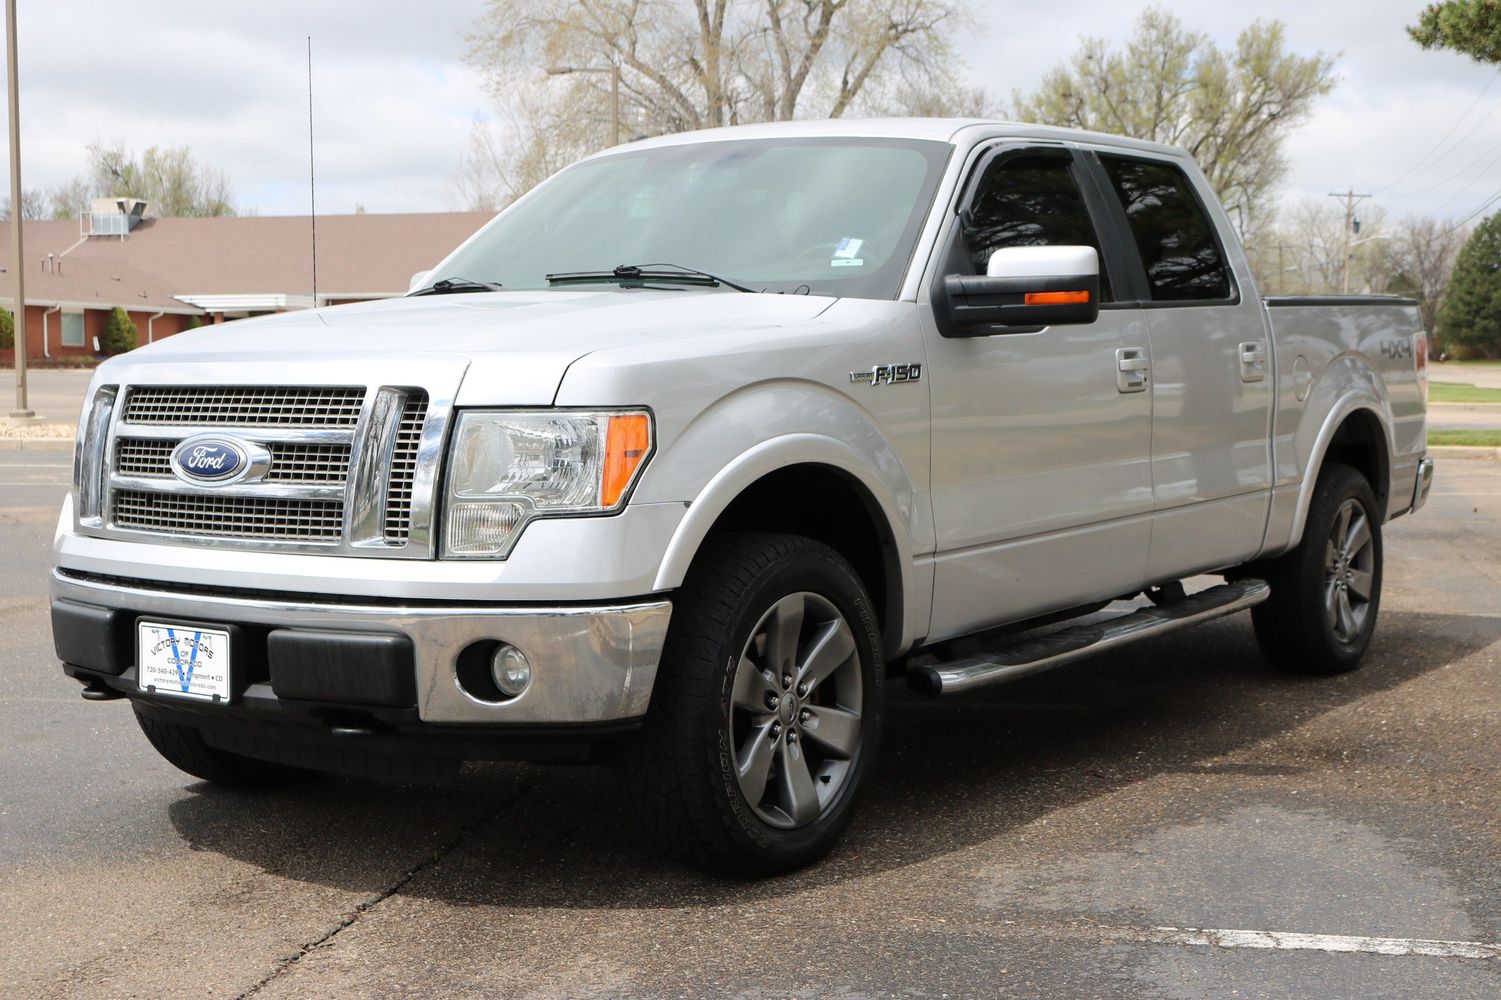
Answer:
0;206;492;365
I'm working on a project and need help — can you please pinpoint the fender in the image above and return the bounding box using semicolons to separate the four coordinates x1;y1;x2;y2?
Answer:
651;430;930;656
1284;390;1396;551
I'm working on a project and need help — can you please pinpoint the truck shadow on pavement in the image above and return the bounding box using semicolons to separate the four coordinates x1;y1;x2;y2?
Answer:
166;609;1499;907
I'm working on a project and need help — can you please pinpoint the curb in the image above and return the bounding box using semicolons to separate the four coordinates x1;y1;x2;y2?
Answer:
1428;445;1500;461
0;435;74;450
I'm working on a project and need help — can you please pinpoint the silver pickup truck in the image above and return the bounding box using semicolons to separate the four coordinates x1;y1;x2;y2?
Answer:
52;119;1432;874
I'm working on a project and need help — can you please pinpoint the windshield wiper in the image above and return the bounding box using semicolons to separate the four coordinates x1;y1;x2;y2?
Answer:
545;263;756;292
410;277;503;296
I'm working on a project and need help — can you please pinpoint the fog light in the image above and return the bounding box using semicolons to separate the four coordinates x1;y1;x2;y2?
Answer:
490;644;532;697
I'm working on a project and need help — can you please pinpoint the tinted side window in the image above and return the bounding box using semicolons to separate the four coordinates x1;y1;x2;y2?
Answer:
1100;156;1232;302
963;154;1112;301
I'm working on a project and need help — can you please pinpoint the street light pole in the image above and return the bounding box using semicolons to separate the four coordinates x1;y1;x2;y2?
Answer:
5;0;32;418
546;64;621;146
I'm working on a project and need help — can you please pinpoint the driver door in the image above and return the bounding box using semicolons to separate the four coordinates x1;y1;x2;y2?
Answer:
921;144;1155;641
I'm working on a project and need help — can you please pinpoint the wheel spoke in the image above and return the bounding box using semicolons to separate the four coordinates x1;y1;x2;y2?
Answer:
778;740;820;826
802;705;860;760
1332;502;1352;552
737;721;777;805
1348;567;1374;601
1324;578;1342;631
1337;589;1356;639
732;656;776;712
797;619;856;691
764;595;805;676
1345;512;1371;557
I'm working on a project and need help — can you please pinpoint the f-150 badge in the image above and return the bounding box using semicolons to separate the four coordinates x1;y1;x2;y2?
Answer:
850;363;922;386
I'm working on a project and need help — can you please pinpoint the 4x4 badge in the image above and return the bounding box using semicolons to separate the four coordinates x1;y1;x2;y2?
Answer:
850;363;922;386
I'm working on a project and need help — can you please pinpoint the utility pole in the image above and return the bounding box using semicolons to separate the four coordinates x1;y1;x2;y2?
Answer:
5;0;33;418
1329;188;1371;295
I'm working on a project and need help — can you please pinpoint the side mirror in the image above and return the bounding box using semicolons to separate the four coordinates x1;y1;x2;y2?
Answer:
408;269;433;294
935;245;1100;337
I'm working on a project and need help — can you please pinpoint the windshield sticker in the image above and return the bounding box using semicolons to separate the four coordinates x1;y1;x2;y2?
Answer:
830;258;865;267
832;237;864;260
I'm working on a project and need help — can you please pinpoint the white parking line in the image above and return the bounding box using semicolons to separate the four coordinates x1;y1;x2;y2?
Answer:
1143;925;1500;961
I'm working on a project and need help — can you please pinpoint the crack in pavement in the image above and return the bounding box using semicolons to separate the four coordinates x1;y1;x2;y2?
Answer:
232;780;528;1000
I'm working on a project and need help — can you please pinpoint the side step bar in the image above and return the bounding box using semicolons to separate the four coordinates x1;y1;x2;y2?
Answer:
908;579;1270;696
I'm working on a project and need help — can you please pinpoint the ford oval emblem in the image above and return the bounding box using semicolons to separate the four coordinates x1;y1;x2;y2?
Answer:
170;437;249;483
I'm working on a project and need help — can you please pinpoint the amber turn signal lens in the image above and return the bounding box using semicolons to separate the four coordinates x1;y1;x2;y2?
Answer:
602;413;652;507
1024;289;1091;305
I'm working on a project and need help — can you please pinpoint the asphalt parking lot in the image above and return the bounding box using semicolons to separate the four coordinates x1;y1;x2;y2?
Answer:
1;446;1498;998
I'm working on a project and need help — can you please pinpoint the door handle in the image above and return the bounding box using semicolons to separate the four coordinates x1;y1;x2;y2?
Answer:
1239;341;1267;382
1116;348;1149;393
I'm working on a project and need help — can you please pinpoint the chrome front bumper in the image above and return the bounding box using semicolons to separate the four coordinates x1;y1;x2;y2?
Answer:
50;569;672;725
1411;456;1435;514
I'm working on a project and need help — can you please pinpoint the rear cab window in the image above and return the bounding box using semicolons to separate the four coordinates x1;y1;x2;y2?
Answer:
1097;156;1234;303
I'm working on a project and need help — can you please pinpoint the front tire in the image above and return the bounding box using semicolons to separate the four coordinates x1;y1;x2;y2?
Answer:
1252;463;1383;674
620;533;884;876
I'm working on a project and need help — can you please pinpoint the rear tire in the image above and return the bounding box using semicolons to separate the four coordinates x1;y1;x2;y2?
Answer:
134;708;311;787
1251;463;1383;675
620;532;883;876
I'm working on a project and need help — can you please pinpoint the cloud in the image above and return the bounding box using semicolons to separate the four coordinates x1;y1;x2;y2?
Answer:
4;0;1498;225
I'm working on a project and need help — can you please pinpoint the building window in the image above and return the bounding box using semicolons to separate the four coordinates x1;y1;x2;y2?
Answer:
61;310;85;348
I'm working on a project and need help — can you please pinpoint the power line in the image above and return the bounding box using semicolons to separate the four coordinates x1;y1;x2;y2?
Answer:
1447;187;1501;233
1376;69;1501;194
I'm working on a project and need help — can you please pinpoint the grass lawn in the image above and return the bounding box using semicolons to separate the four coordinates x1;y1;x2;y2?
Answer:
1429;430;1501;447
1428;382;1501;404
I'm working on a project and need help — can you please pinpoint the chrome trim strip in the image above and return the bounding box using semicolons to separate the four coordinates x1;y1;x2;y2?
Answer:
348;388;405;546
51;570;672;724
76;385;117;527
111;424;357;445
109;475;347;501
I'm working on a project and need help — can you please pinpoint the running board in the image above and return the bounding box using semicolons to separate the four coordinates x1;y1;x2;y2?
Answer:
908;580;1270;696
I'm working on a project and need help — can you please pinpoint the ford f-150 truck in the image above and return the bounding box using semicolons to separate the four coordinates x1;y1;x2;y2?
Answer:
52;119;1432;875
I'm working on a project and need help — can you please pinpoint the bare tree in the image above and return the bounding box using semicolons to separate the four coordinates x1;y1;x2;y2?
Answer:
1386;215;1468;337
52;141;237;218
462;0;974;204
1249;200;1393;296
0;188;47;221
1011;8;1337;238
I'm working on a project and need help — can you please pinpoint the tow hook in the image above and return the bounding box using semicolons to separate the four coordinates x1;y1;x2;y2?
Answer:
78;677;125;701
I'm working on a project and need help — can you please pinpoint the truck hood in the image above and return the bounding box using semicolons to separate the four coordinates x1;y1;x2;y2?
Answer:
111;290;837;405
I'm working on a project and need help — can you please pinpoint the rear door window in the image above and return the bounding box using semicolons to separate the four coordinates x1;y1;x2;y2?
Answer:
1099;156;1233;302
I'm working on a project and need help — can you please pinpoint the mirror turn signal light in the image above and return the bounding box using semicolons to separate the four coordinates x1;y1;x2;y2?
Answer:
1023;290;1092;305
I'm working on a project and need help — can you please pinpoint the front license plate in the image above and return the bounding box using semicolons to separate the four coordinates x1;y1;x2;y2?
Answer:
138;622;231;702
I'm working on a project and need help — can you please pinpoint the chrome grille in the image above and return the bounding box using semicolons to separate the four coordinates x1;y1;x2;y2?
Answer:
116;438;174;477
98;380;445;556
384;393;428;543
123;385;365;427
112;490;344;541
115;438;352;484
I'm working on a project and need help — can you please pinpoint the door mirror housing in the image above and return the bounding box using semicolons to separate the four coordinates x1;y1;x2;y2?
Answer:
408;269;433;294
935;245;1101;337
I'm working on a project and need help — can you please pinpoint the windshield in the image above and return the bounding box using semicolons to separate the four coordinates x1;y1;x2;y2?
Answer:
429;137;952;299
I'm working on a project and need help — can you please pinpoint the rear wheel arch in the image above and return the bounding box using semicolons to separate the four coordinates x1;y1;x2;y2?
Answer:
1290;400;1394;547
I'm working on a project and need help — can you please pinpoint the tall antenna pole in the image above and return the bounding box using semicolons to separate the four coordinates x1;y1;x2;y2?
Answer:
307;36;317;306
6;0;33;418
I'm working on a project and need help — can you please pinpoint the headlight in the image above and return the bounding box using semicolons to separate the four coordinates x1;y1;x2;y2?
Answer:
443;409;652;557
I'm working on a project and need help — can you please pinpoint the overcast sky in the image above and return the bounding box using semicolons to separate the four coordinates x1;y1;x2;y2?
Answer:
4;0;1498;228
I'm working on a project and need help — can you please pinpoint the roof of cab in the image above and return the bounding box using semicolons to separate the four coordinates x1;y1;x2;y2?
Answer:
591;117;1187;159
